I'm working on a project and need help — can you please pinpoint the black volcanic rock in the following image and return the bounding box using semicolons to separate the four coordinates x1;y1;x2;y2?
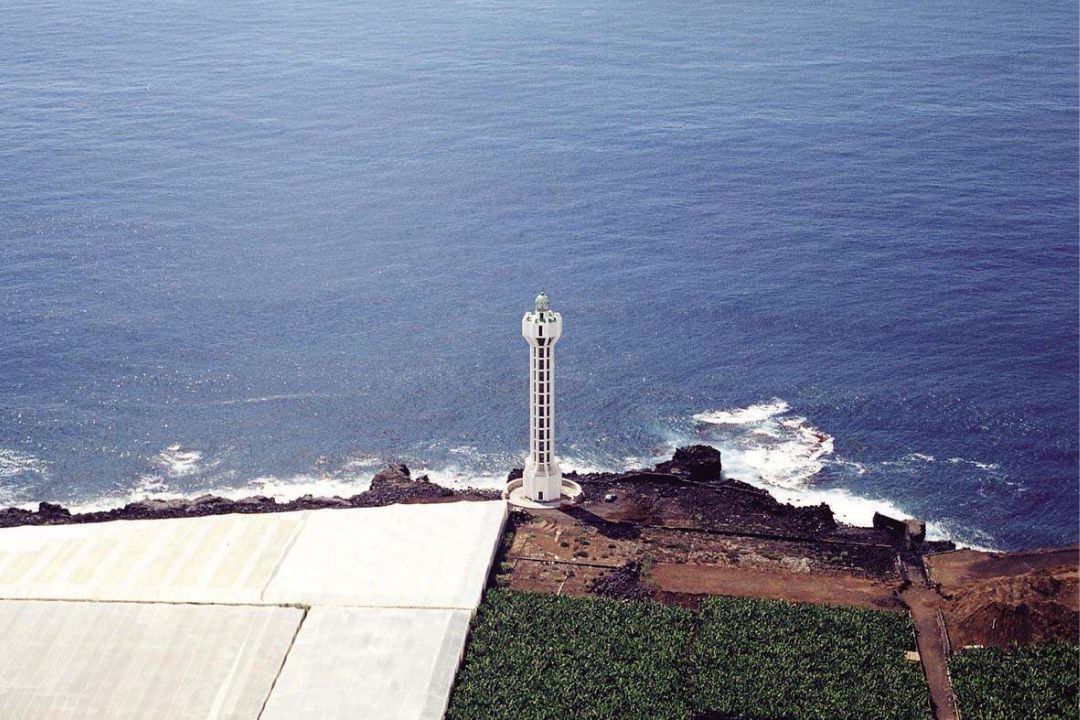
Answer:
0;459;504;528
653;445;723;482
124;498;189;517
232;496;279;512
37;501;71;519
370;463;413;489
365;463;454;504
590;561;654;601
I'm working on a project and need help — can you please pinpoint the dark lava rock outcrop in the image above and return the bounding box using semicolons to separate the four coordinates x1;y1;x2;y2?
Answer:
589;561;655;601
653;444;723;482
0;463;499;529
367;463;454;503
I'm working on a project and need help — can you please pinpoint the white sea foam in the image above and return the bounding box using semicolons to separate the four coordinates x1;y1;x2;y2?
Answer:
924;517;999;552
207;393;336;406
693;399;790;425
946;457;1000;471
767;484;910;527
156;445;204;477
408;463;506;491
68;470;380;514
51;407;1000;552
693;402;835;489
0;449;48;480
558;455;623;476
687;399;999;549
830;458;868;475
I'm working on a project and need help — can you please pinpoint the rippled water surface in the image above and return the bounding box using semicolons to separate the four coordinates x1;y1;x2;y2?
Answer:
1;0;1077;549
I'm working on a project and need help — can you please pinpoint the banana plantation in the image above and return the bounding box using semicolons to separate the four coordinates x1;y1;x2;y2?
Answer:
445;590;934;720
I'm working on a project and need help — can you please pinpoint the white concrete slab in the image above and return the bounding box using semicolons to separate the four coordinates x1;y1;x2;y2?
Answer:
0;511;307;605
0;501;507;719
260;607;471;720
0;501;506;610
262;501;507;609
0;600;302;720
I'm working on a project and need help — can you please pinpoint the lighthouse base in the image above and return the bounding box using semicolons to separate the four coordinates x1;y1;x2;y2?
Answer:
503;477;584;509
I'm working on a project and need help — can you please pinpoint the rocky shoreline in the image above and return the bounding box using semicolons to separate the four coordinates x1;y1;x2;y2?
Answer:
0;446;942;560
0;463;500;528
4;445;1075;650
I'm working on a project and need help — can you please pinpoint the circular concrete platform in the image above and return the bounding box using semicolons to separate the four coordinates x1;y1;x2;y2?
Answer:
503;477;584;509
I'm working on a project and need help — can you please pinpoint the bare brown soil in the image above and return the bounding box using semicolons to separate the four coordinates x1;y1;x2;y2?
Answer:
497;502;909;609
494;478;1075;720
650;563;901;609
926;546;1079;649
927;546;1079;592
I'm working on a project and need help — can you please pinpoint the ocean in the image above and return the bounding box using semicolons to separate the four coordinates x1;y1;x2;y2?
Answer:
1;0;1076;551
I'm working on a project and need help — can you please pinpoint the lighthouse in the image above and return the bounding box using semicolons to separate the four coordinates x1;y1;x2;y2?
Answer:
522;292;563;502
507;293;583;507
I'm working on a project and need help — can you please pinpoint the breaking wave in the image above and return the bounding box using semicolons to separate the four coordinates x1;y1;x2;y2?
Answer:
693;399;791;426
688;399;1000;550
693;399;834;489
68;453;389;514
39;403;1003;551
0;448;47;481
155;445;205;477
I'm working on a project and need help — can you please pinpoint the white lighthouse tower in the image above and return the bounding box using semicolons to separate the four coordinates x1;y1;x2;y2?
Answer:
506;292;583;507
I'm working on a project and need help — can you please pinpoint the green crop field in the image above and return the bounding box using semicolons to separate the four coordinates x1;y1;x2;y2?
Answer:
690;596;931;720
445;590;932;720
950;642;1078;720
445;589;697;720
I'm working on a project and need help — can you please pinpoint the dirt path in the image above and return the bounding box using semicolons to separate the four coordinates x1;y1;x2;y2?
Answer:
901;561;957;720
649;563;901;609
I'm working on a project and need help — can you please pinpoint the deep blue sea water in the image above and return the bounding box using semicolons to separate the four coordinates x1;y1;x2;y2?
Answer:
1;0;1076;550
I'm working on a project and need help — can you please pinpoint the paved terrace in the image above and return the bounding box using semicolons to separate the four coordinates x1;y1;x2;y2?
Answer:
0;500;507;720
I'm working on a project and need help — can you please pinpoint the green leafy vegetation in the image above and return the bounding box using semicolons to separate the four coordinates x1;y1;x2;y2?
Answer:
950;642;1079;720
445;589;696;720
690;596;931;720
446;590;933;720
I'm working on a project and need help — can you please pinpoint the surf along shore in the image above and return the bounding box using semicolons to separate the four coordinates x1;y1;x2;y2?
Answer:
1;446;1075;719
1;446;1074;650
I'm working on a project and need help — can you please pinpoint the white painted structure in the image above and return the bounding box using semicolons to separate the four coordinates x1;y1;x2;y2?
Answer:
506;292;584;507
0;600;301;720
0;501;506;609
522;291;564;502
0;500;508;720
261;607;471;720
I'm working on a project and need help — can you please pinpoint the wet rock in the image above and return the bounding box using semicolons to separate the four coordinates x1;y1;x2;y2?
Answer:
370;463;413;489
653;445;723;482
287;495;351;510
38;502;71;519
124;498;189;517
0;507;33;528
0;459;501;529
365;463;455;505
233;496;277;511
